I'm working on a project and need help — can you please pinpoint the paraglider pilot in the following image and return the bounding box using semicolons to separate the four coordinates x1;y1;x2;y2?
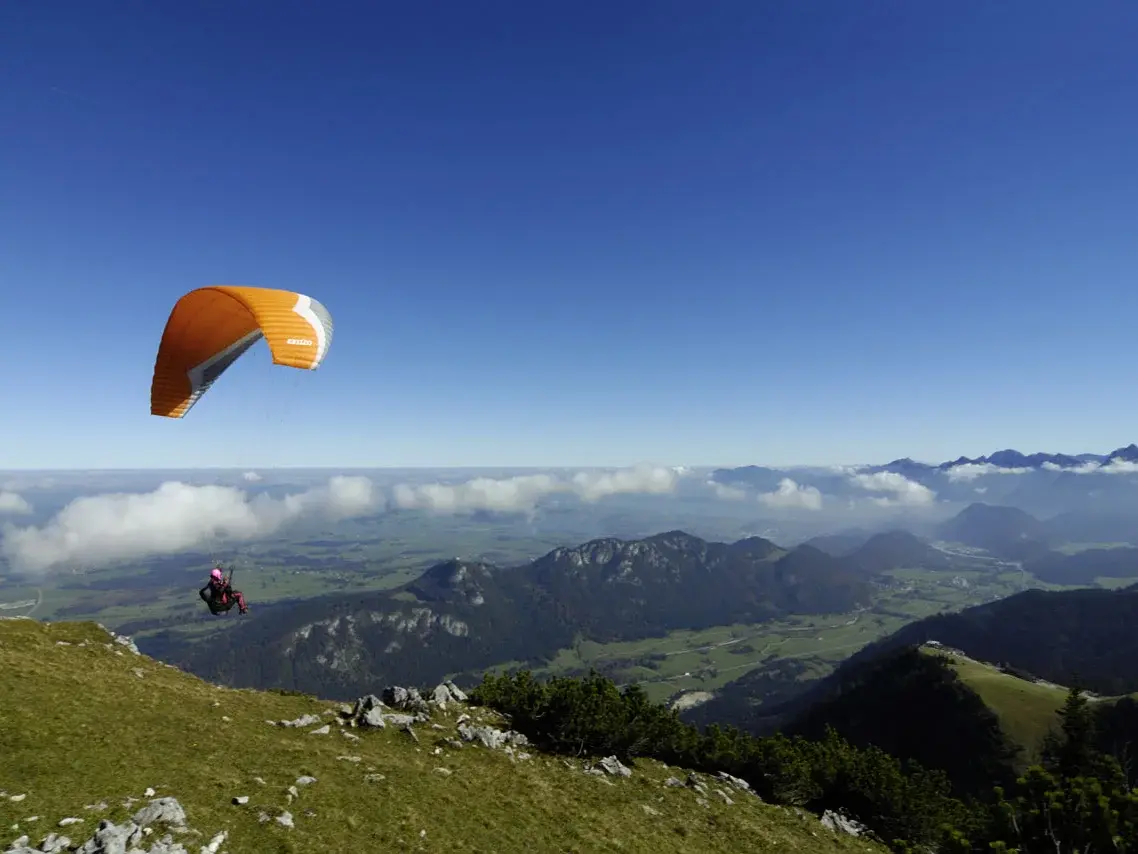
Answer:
200;566;249;616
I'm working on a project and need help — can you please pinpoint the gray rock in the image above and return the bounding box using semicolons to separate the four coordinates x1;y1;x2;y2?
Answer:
715;771;757;797
664;777;684;787
8;795;25;803
456;723;529;750
444;680;468;702
113;634;141;655
38;833;72;853
431;684;454;707
821;810;866;837
382;686;430;714
275;812;294;829
74;819;143;854
308;724;331;735
433;767;452;776
360;708;386;728
597;756;631;777
383;713;417;728
685;773;708;795
201;830;227;853
295;776;317;786
131;798;187;829
232;796;249;806
8;835;28;849
279;713;322;728
58;817;83;827
351;694;383;716
85;802;109;812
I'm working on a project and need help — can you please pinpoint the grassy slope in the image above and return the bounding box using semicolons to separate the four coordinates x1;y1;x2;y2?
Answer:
919;646;1068;764
0;619;883;854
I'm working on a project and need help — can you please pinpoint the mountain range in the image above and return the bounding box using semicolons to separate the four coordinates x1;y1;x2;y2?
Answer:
711;443;1138;519
139;528;955;702
872;443;1138;474
137;499;1138;707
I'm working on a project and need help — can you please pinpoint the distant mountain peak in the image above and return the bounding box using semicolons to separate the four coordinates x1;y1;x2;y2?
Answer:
537;531;713;580
408;558;497;606
1108;444;1138;462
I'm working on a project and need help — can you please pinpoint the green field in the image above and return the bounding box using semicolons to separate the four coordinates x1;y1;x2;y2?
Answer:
523;564;1054;706
0;618;882;854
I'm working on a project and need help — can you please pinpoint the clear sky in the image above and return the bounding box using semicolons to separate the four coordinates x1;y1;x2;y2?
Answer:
3;1;1137;470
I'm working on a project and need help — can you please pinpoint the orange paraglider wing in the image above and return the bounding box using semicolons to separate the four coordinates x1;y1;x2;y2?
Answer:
150;285;334;418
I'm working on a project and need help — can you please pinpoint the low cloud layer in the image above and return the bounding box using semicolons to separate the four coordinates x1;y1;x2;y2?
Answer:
945;463;1032;482
1042;457;1138;476
1;476;379;574
757;478;823;511
0;492;32;515
849;471;936;507
392;464;679;514
0;465;686;573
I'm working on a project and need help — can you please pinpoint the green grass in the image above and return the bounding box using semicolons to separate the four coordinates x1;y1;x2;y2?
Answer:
920;647;1067;765
0;618;884;854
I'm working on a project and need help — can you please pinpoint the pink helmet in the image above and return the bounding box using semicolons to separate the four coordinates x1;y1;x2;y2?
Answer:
210;568;223;581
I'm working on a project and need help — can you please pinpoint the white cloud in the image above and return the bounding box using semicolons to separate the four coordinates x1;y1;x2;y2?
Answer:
1102;457;1138;475
709;482;747;501
393;473;562;514
242;471;262;482
571;464;678;502
0;492;31;515
849;471;936;507
1039;457;1138;476
945;463;1031;482
1;476;379;574
392;464;680;515
757;478;823;511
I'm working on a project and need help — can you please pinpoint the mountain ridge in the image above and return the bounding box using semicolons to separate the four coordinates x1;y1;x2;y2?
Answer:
144;530;897;701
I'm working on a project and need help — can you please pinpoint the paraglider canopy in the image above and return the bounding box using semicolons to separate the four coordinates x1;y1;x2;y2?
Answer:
150;285;334;418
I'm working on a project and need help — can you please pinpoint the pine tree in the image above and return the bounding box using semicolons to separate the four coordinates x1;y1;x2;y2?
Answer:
1042;682;1097;780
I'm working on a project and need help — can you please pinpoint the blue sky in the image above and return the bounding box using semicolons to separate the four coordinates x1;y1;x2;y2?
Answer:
3;1;1137;470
